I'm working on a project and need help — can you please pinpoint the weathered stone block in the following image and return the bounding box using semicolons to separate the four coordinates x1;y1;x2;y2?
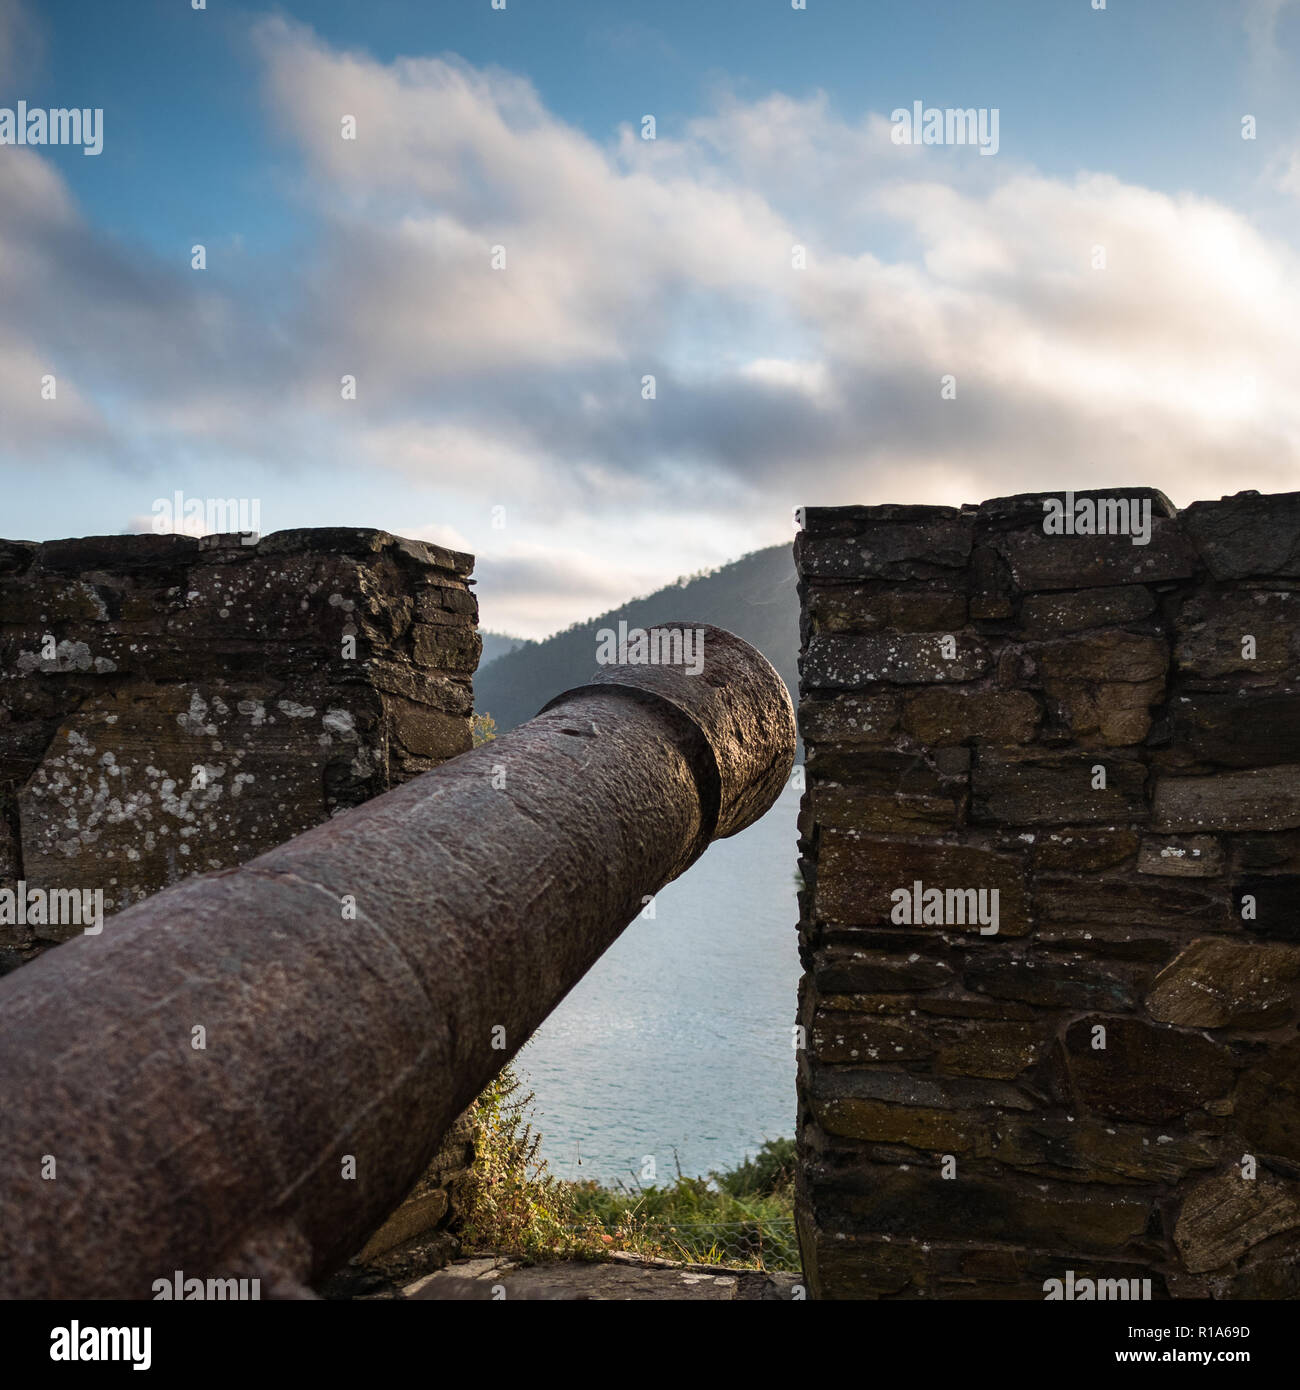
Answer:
932;746;970;779
1154;767;1300;832
803;746;946;792
978;487;1178;528
993;1118;1217;1185
816;993;915;1018
798;693;899;745
1229;1250;1300;1299
887;591;970;630
1032;828;1140;872
1063;1017;1236;1122
807;587;967;634
0;717;57;790
0;540;37;575
933;1020;1044;1079
1032;875;1222;932
818;1166;1150;1252
1175;591;1297;680
814;1097;990;1152
1174;1173;1300;1275
798;502;965;534
795;1210;924;1299
803;633;990;688
815;832;1029;935
811;1009;933;1064
1038;630;1168;684
412;624;481;672
358;1189;450;1259
813;946;954;994
1145;937;1300;1028
385;694;473;764
972;749;1148;825
802;785;957;834
795;512;973;580
37;533;200;574
1233;832;1300;871
965;956;1139;1011
1181;490;1300;580
902;688;1040;745
415;584;478;620
15;680;385;925
1138;835;1223;877
811;1065;1033;1114
915;993;1037;1021
1020;585;1155;633
983;520;1194;593
1047;678;1166;746
1033;923;1178;963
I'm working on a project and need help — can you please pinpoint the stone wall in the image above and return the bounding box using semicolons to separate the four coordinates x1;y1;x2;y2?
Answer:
0;527;478;968
0;527;481;1277
794;488;1300;1299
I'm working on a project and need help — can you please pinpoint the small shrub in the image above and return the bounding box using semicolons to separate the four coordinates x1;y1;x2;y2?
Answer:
713;1137;797;1198
456;1066;577;1261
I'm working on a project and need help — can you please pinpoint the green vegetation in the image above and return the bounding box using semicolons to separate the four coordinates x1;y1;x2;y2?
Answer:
456;1067;578;1260
457;1066;798;1272
566;1140;798;1271
469;712;497;746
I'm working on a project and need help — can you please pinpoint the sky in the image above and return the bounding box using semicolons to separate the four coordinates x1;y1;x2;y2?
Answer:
2;0;1300;637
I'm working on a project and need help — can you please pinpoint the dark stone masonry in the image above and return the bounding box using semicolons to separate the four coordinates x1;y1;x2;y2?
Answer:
794;488;1300;1300
0;527;478;968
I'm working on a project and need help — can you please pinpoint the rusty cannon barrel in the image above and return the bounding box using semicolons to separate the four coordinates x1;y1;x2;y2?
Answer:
0;623;794;1299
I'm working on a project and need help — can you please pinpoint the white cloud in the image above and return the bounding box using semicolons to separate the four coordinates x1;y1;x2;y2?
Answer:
123;512;208;539
471;543;671;639
5;17;1300;636
403;521;476;553
247;18;1300;511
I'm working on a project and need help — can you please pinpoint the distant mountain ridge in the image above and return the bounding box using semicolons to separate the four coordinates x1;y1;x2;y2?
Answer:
473;544;798;732
477;630;535;669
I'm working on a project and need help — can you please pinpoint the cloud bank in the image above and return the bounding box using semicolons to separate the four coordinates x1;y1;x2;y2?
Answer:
3;14;1300;632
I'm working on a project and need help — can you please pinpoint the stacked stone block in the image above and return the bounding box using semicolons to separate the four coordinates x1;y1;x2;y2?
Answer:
794;488;1300;1299
0;526;478;969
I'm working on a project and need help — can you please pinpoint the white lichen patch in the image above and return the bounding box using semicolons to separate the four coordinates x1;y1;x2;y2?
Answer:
322;708;356;741
237;699;267;726
176;691;217;736
277;700;317;719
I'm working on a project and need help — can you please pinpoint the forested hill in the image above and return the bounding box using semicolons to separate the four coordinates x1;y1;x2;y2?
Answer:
473;544;798;732
478;631;534;668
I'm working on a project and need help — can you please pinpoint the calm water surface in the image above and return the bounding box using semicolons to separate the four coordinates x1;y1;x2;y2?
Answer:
515;783;802;1186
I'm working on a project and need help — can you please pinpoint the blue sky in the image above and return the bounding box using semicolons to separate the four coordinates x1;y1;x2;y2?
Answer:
3;0;1300;634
